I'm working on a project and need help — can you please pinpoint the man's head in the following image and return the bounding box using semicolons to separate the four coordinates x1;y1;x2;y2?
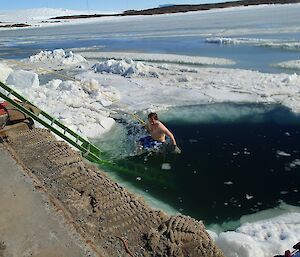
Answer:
148;112;158;124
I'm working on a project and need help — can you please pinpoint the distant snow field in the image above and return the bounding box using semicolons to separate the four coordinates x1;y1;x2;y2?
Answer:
0;8;115;28
0;8;83;24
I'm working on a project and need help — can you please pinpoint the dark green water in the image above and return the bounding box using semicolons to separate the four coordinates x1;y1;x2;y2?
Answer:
97;104;300;225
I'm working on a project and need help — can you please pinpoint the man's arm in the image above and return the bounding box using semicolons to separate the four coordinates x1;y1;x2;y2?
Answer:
159;122;181;154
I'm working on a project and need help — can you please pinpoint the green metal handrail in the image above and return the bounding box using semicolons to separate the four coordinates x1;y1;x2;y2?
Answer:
0;81;109;165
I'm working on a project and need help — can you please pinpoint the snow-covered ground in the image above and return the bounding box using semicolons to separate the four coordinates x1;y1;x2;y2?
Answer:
216;212;300;257
209;203;300;257
1;4;300;257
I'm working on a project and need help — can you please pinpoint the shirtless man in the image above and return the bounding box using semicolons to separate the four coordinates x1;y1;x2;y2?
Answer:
145;112;181;154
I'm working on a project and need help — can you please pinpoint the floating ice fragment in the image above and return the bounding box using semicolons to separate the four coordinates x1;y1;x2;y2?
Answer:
44;79;62;89
280;191;288;195
6;70;39;89
276;151;291;157
161;163;171;170
177;75;192;82
289;159;300;168
100;117;115;130
57;81;74;91
26;49;87;66
93;58;159;78
281;73;298;82
246;194;254;200
0;63;13;83
99;99;112;107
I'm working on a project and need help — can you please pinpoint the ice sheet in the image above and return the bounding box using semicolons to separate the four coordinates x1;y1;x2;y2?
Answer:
79;51;235;66
274;60;300;70
214;204;300;257
76;57;300;113
205;37;300;51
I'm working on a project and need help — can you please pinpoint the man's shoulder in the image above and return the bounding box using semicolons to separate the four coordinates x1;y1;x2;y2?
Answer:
157;121;167;128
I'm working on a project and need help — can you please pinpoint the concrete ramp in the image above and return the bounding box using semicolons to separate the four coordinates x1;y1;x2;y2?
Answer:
0;145;97;257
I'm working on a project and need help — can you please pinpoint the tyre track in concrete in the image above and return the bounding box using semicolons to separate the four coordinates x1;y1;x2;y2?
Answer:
4;127;225;257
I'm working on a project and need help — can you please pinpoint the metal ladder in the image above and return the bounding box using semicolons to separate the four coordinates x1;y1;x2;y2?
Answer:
0;81;109;165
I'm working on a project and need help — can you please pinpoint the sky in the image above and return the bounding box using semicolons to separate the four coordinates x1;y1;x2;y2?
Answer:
0;0;233;12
